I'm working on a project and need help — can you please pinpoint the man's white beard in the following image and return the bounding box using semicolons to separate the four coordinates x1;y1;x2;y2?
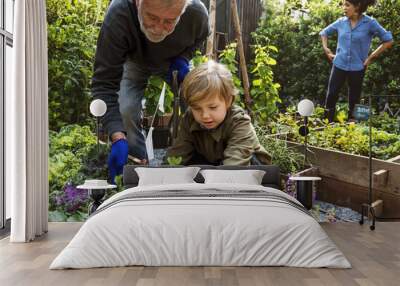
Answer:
137;8;179;43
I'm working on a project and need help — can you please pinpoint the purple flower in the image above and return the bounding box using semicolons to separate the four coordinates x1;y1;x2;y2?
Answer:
55;183;89;213
285;173;297;198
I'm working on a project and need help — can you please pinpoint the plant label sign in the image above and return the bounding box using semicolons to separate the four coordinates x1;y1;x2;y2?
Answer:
353;104;370;121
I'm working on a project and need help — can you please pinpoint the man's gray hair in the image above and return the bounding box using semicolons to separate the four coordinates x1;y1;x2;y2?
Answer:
138;0;192;10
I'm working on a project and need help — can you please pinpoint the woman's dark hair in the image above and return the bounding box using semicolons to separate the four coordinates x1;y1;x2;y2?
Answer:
347;0;376;14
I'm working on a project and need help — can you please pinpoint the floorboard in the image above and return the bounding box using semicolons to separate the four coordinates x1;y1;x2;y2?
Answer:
0;222;399;286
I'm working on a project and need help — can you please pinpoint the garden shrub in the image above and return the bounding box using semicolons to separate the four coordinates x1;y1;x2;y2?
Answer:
47;0;109;131
253;0;400;107
256;126;305;174
49;124;110;221
364;0;400;96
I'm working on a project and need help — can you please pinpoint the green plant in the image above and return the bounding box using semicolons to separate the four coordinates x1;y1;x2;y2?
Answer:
250;44;281;124
101;175;124;200
49;124;111;221
143;49;209;116
218;42;281;123
219;42;244;100
167;156;182;166
267;105;328;142
308;122;400;160
49;124;97;157
370;112;400;134
49;125;98;194
114;175;124;192
49;183;89;222
80;143;109;180
143;76;174;115
256;126;305;174
363;0;400;96
268;106;400;160
47;0;109;131
143;50;209;116
191;50;208;67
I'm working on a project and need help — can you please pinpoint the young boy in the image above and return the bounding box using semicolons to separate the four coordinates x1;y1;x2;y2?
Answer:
166;60;271;166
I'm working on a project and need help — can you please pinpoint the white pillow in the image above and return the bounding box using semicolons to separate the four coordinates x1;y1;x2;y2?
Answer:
200;169;266;185
135;167;201;186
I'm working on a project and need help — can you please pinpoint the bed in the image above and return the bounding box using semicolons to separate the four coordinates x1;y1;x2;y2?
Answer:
50;165;351;269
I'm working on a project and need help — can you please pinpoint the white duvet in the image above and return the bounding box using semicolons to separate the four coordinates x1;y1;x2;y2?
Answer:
50;183;351;269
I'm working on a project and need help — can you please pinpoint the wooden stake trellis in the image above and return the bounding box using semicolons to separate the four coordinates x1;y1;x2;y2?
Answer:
230;0;253;117
206;0;217;59
205;0;254;117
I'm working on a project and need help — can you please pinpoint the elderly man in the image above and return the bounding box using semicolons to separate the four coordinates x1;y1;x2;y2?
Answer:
92;0;209;183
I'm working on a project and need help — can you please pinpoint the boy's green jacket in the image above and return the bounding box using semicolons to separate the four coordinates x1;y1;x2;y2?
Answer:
166;105;272;165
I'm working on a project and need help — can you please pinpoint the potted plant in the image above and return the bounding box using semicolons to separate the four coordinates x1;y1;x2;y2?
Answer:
142;75;175;149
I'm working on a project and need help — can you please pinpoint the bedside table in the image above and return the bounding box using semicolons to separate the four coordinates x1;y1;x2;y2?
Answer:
77;180;117;215
288;176;321;210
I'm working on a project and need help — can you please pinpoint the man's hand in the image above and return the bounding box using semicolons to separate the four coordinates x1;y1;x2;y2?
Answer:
168;56;190;84
108;138;128;184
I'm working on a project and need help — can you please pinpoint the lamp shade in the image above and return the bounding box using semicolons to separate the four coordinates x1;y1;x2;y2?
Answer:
90;99;107;117
297;99;314;117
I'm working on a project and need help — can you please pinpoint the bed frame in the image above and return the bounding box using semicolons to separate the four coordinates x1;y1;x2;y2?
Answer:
123;164;281;190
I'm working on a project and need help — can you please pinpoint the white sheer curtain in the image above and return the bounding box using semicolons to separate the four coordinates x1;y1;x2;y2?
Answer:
7;0;49;242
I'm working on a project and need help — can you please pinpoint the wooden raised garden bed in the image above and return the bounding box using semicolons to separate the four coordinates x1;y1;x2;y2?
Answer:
287;141;400;218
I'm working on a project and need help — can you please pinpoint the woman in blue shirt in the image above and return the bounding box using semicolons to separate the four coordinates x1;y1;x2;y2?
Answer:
320;0;393;122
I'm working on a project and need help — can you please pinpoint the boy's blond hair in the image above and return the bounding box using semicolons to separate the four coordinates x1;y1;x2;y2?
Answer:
181;60;238;107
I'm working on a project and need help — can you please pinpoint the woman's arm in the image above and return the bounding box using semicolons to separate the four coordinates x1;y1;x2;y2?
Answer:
319;18;340;62
364;40;394;67
321;35;335;62
365;19;394;67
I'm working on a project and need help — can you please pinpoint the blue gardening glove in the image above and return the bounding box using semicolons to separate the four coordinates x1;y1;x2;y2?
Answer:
108;139;129;184
168;56;190;84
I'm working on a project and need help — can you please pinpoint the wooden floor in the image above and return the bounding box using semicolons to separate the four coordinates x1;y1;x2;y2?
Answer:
0;222;399;286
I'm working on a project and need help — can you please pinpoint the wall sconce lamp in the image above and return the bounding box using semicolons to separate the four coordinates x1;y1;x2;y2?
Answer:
89;99;107;156
297;99;315;166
